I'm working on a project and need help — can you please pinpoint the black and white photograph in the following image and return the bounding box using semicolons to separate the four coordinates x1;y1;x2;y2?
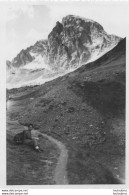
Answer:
3;1;128;186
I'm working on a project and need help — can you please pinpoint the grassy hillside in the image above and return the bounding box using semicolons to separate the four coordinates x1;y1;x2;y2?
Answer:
7;38;126;184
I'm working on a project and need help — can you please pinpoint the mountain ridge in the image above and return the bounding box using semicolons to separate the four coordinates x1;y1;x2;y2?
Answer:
6;15;122;89
7;15;122;70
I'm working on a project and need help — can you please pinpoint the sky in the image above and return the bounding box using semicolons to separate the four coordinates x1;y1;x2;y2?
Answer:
5;2;128;61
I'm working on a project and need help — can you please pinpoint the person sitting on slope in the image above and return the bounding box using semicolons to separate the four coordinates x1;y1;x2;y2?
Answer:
23;124;43;152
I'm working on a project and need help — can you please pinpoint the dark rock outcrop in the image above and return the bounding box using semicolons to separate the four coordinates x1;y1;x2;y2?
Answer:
47;15;121;70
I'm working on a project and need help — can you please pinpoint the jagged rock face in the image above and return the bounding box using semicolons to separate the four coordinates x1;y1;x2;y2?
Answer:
8;15;121;71
47;15;121;70
12;49;33;67
11;40;48;68
29;40;48;57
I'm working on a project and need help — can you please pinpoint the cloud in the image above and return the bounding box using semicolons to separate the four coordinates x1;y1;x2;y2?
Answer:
6;4;52;60
6;28;18;60
6;5;34;22
21;6;34;18
26;28;47;45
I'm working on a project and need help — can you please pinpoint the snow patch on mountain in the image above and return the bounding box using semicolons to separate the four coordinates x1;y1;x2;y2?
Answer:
22;55;51;71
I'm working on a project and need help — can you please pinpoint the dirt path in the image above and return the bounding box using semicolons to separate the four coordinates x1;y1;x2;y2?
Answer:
7;100;69;185
40;133;68;184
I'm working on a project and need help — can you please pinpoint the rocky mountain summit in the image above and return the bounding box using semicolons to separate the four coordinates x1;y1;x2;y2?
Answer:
8;15;121;71
47;15;121;70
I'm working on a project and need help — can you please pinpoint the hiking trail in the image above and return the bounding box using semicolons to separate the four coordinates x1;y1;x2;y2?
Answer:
7;100;69;184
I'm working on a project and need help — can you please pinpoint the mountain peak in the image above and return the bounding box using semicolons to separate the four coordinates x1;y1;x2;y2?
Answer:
7;15;121;72
62;15;104;31
47;15;121;70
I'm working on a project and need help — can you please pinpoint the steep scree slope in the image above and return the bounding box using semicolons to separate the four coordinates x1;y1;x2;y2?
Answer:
7;38;126;184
